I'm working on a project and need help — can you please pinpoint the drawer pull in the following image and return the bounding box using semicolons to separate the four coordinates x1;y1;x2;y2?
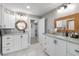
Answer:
6;37;10;39
20;36;23;38
0;25;2;27
75;50;79;53
6;48;10;51
6;43;11;45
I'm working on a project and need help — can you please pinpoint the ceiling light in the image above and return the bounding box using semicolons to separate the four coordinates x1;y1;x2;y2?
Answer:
26;6;30;9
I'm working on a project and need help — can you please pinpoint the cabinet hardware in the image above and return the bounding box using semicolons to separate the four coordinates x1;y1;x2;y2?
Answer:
6;37;10;39
20;36;23;38
6;43;11;45
75;50;79;53
6;48;10;51
0;25;2;27
54;40;57;44
4;25;6;27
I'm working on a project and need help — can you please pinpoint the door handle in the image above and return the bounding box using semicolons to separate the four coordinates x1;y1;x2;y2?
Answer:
4;25;6;27
54;40;57;44
20;36;23;38
6;37;10;39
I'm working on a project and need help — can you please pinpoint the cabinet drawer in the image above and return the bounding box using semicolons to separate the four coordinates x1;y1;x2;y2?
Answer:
3;46;13;54
67;42;79;56
2;36;13;42
2;41;13;47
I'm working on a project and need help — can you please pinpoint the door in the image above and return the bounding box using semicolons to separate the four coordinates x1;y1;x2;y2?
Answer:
21;34;28;49
46;36;55;56
31;21;38;44
55;39;66;56
0;5;2;28
48;37;55;56
38;18;45;42
14;35;21;51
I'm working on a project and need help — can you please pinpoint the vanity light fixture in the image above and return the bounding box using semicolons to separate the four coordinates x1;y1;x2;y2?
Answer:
57;3;71;13
64;3;71;9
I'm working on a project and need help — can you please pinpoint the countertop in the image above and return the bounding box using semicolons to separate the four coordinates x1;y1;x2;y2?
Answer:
44;33;79;45
2;32;29;36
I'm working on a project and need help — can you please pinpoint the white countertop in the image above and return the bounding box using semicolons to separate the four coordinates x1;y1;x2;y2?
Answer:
2;32;28;36
44;33;79;45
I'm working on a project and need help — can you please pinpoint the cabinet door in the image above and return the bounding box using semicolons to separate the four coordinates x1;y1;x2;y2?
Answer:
55;39;66;56
21;34;28;49
14;35;21;51
0;5;2;28
3;12;15;28
45;36;55;56
38;18;45;40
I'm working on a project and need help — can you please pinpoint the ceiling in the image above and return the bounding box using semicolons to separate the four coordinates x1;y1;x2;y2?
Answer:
2;3;62;16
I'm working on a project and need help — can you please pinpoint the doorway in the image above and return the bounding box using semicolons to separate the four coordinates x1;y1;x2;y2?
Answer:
31;20;38;44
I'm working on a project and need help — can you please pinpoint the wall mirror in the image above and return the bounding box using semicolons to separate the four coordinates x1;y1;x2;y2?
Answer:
15;20;27;31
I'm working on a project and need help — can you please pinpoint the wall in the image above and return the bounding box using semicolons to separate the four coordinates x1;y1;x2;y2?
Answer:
54;13;79;32
42;3;79;32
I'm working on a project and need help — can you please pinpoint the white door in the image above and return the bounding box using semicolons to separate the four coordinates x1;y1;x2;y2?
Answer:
46;36;55;56
14;35;21;51
38;18;45;42
0;5;2;28
55;39;66;56
3;12;15;28
21;34;28;49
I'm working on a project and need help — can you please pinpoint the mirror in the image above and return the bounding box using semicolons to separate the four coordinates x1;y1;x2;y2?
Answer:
15;20;27;31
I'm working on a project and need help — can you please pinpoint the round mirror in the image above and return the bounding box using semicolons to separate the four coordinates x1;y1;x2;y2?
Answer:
15;20;27;31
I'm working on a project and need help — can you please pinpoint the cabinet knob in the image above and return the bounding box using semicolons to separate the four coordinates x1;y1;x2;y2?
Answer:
6;43;11;45
6;48;10;51
54;40;57;44
0;25;2;27
6;37;10;39
4;25;6;27
20;36;23;38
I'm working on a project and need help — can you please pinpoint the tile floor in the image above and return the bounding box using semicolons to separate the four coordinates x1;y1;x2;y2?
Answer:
2;43;48;56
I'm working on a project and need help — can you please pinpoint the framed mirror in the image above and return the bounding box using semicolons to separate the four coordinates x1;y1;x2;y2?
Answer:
15;20;27;31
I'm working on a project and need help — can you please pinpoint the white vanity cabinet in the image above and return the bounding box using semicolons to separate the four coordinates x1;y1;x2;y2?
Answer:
55;39;66;56
0;6;15;29
43;35;66;56
2;34;29;54
45;36;55;56
0;5;15;29
2;35;15;54
67;42;79;56
14;35;21;51
2;12;15;28
21;34;28;49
